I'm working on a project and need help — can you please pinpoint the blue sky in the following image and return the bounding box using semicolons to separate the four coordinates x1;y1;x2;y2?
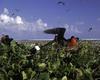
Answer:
0;0;100;40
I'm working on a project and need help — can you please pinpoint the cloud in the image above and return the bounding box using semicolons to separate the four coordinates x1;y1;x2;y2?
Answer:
0;8;48;30
15;16;24;24
63;24;81;34
0;8;49;39
0;9;23;25
0;8;81;39
36;18;48;30
36;19;47;27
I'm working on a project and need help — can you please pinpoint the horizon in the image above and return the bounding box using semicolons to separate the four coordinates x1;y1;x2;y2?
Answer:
15;38;100;41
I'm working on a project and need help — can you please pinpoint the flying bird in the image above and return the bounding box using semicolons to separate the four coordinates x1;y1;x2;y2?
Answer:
57;1;70;14
57;1;65;6
88;27;92;32
11;13;15;16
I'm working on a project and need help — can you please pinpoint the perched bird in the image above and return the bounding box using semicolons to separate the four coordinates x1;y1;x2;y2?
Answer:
67;36;78;48
0;34;13;45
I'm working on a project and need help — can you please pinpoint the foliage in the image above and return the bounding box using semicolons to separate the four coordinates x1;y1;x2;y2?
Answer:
0;39;100;80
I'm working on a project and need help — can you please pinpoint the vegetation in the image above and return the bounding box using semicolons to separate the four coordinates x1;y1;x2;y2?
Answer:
0;35;100;80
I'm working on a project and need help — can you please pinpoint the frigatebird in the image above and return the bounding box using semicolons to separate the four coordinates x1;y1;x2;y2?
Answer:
57;1;65;5
11;13;15;16
44;27;67;45
44;27;66;35
88;27;92;32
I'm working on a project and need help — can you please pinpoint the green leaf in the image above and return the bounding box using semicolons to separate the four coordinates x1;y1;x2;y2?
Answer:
22;71;27;80
39;72;49;80
62;76;68;80
0;68;8;80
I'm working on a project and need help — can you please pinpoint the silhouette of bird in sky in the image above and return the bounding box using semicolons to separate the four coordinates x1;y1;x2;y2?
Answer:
88;27;92;32
11;13;15;16
57;1;70;13
57;1;65;6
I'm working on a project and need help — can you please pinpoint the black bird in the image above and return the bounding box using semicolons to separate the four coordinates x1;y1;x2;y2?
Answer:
57;1;65;6
44;27;67;45
11;13;15;16
88;27;92;32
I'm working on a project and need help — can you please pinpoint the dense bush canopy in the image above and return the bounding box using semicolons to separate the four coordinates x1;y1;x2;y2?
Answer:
0;37;100;80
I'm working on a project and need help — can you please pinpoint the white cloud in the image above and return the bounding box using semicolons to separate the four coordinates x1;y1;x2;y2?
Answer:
36;19;47;27
0;8;48;33
36;18;48;30
0;8;81;39
0;8;23;25
0;14;11;23
15;16;23;24
63;24;81;34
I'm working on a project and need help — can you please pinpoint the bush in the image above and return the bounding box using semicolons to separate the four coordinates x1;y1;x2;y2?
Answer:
0;38;100;80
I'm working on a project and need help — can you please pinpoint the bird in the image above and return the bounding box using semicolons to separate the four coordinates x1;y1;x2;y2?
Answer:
11;13;15;16
67;36;78;48
57;1;65;6
88;27;92;32
57;1;71;14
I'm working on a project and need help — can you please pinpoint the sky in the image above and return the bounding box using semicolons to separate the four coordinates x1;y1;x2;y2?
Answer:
0;0;100;40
